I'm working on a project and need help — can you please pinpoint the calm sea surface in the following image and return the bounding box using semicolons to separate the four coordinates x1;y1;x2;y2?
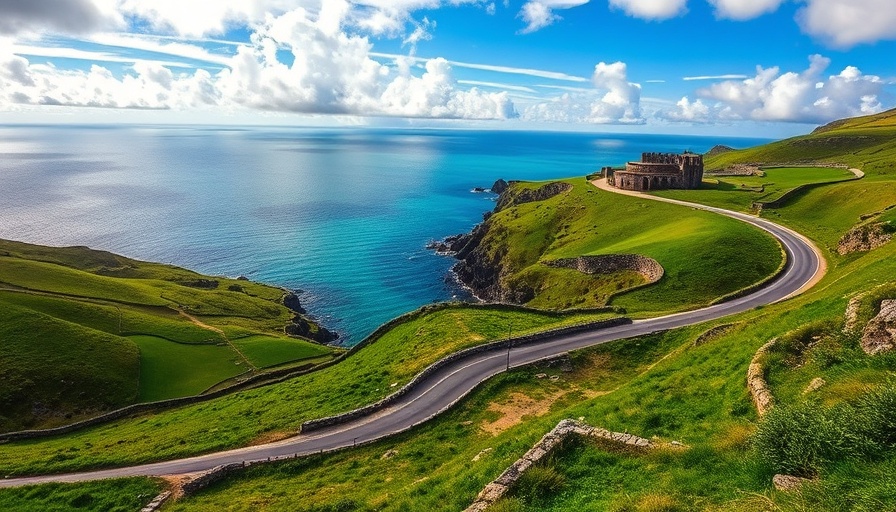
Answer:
0;125;770;345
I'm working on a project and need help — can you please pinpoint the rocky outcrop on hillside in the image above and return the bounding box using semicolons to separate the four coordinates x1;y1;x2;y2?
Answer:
495;181;572;211
705;164;763;176
705;144;735;157
282;291;338;344
837;222;893;255
861;300;896;355
429;181;571;303
491;178;509;194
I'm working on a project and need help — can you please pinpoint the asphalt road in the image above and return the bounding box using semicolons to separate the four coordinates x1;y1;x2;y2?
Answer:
0;188;823;488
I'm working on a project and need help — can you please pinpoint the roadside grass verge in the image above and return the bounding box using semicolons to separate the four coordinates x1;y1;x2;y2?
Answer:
0;305;617;476
0;478;162;512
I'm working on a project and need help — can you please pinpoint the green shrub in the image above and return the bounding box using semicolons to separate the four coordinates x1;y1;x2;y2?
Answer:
752;401;853;477
513;465;567;504
754;382;896;476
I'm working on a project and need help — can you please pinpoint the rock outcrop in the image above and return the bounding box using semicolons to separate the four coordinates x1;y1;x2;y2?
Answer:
281;291;338;344
705;144;735;157
494;181;572;211
837;222;893;255
861;300;896;355
491;178;509;194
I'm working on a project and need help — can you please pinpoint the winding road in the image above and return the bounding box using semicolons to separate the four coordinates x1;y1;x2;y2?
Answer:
0;180;824;488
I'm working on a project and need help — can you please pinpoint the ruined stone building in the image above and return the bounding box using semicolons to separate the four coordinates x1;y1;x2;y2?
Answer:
603;152;704;191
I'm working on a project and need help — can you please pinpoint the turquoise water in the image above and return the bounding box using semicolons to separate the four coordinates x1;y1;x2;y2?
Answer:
0;126;769;345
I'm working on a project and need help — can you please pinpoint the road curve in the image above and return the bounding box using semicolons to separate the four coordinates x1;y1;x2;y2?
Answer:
0;180;824;488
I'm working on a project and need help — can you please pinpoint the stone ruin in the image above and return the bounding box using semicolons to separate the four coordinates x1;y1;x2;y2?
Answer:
602;151;704;191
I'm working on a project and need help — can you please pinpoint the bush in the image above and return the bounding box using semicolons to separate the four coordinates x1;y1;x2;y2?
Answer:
752;401;855;477
754;382;896;476
513;465;567;505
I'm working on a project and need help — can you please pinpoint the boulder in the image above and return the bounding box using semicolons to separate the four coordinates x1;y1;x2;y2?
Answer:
490;178;509;194
861;300;896;355
773;474;811;491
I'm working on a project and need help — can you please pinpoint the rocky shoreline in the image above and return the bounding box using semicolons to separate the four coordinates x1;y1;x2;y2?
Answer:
427;179;574;304
281;291;340;344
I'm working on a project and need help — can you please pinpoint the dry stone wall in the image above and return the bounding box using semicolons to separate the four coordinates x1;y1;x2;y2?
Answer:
747;338;777;417
544;254;664;283
465;419;656;512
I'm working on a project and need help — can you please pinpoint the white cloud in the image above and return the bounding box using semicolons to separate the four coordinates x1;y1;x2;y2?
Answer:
683;74;748;81
798;0;896;48
522;60;643;124
706;0;784;20
0;6;515;120
517;0;589;33
661;96;711;122
371;52;588;82
608;0;687;20
0;0;123;35
663;55;887;123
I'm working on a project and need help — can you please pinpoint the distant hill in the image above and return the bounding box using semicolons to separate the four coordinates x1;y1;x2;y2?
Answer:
705;108;896;174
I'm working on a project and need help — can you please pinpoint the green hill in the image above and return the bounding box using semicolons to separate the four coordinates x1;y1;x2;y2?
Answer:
0;240;336;432
1;110;895;511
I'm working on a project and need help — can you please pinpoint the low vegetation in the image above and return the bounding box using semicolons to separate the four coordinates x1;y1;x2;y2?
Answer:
0;239;336;431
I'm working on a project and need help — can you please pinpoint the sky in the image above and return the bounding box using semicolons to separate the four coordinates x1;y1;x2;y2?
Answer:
1;0;895;136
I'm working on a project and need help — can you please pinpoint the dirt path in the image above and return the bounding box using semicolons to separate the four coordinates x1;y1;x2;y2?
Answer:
178;311;257;371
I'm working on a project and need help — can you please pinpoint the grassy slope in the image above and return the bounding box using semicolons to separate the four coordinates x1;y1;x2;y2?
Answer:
0;240;335;431
0;305;616;476
473;179;783;315
133;110;896;511
654;166;857;212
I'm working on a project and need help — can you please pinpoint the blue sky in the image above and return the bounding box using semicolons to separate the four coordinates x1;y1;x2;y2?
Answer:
1;0;894;136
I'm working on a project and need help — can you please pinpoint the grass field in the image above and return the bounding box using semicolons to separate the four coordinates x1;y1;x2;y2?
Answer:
654;166;857;212
129;336;248;401
231;334;333;369
466;178;783;315
0;240;336;431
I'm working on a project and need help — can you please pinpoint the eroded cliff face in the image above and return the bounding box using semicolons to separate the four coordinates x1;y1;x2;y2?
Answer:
437;181;573;303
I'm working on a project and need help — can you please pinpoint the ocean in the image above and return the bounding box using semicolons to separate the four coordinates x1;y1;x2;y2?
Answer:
0;125;770;345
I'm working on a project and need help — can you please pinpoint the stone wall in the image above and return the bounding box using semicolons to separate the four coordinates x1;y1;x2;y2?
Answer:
300;317;631;432
465;419;656;512
747;338;777;417
543;254;664;284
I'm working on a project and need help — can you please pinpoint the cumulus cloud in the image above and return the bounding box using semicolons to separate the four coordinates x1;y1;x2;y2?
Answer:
0;0;122;35
660;96;711;122
523;60;642;124
517;0;589;33
608;0;687;20
662;55;887;123
798;0;896;48
706;0;784;20
0;5;515;120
